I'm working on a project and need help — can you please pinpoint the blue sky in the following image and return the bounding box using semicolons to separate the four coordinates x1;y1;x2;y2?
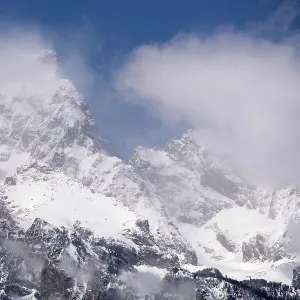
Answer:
0;0;298;159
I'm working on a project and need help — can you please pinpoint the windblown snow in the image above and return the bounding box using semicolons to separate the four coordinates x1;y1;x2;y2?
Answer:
1;50;300;286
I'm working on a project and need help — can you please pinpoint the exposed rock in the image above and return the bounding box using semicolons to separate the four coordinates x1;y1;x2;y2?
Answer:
3;177;16;186
135;219;150;234
242;233;289;263
242;234;267;262
40;263;75;300
0;204;299;300
293;266;300;290
216;231;237;253
201;168;238;200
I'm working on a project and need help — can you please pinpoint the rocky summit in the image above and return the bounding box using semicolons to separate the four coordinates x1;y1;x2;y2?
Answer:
1;51;300;299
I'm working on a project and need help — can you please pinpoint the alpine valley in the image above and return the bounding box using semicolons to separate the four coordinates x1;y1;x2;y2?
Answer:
1;51;300;300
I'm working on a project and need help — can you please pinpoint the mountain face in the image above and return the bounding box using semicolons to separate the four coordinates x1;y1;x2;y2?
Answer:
0;51;300;299
130;135;300;277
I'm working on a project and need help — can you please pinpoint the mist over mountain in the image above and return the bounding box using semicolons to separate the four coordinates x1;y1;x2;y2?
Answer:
1;20;300;299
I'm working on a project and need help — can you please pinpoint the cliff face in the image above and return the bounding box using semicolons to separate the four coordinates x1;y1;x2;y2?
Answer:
0;209;299;300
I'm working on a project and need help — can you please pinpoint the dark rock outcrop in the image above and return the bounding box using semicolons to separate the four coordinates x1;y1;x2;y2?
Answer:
0;198;299;300
293;266;300;290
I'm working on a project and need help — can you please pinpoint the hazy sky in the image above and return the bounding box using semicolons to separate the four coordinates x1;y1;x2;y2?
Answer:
1;0;300;185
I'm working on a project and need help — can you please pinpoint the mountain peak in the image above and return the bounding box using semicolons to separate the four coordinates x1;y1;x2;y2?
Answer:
0;56;111;183
1;49;300;294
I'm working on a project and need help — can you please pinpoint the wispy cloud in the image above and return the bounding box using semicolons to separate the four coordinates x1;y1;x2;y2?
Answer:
0;27;58;98
115;2;300;186
1;2;300;186
253;0;300;38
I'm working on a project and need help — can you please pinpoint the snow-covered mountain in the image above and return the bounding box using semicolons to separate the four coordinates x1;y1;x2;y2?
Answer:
1;50;300;299
130;134;300;283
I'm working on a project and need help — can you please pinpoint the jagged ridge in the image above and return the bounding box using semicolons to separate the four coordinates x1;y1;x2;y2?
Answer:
1;50;300;299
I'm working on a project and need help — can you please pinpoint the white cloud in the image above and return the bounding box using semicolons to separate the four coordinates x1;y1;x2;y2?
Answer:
116;30;300;186
0;28;59;98
2;13;300;186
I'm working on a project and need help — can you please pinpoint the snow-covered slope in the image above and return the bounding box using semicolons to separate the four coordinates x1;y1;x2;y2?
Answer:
130;133;300;284
0;50;196;269
1;49;300;295
130;133;260;226
0;50;113;183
